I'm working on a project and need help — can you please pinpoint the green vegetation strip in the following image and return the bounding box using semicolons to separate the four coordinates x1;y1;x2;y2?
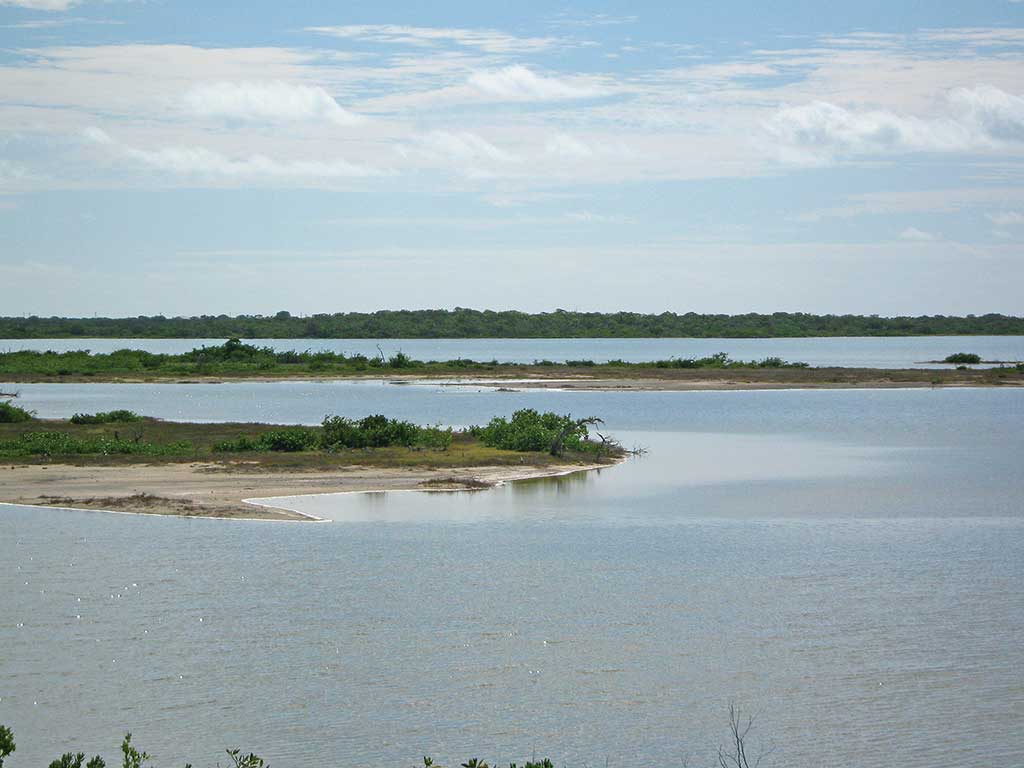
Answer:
0;339;809;379
0;409;622;464
2;309;1024;337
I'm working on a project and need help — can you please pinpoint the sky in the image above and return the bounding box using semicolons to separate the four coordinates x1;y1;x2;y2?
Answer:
1;0;1023;317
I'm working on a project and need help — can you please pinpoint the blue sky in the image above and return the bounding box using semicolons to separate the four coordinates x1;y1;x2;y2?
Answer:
1;0;1023;316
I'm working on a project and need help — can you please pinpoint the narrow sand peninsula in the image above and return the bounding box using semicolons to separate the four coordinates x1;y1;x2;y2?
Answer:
410;372;1024;392
0;461;611;521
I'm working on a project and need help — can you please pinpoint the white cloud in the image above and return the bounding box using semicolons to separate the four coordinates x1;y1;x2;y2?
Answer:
125;146;382;179
183;81;362;126
949;85;1024;143
81;125;113;145
305;24;561;54
467;65;605;101
765;101;975;163
83;126;383;180
0;0;80;9
766;86;1024;163
898;226;938;241
987;210;1024;226
416;130;520;166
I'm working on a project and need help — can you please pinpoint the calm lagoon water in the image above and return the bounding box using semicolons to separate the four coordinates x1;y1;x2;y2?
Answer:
3;335;1024;368
2;383;1023;767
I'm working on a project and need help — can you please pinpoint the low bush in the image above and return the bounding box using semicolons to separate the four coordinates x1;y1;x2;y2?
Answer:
214;427;320;453
70;410;143;424
214;416;453;452
473;409;602;455
0;432;191;457
321;414;450;449
944;352;982;364
0;401;33;423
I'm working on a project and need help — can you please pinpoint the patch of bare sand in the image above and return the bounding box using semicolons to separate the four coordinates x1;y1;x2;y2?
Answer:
0;461;614;521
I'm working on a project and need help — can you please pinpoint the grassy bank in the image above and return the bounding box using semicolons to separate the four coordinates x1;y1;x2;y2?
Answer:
0;340;816;382
2;340;1023;388
0;410;624;469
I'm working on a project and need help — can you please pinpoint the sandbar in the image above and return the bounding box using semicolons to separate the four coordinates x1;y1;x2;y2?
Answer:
0;460;613;521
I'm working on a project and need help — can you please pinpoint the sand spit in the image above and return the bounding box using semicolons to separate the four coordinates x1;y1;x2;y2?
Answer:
0;460;615;521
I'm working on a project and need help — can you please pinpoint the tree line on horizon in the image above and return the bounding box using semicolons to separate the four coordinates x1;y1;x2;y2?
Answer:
1;310;1022;339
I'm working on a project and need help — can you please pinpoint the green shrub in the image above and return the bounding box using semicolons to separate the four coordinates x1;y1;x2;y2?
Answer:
47;752;105;768
0;723;14;768
322;414;419;448
944;352;982;364
214;428;319;453
0;401;33;423
418;425;454;450
474;409;600;454
387;351;415;369
70;410;143;424
320;414;451;450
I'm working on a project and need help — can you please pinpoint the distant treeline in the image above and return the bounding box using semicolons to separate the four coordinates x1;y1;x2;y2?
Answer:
1;310;1023;339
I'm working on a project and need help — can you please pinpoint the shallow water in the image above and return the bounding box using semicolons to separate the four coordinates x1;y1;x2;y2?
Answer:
2;386;1023;767
4;335;1023;368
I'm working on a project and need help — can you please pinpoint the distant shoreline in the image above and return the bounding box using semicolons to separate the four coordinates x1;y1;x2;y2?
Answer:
3;366;1022;389
3;309;1023;339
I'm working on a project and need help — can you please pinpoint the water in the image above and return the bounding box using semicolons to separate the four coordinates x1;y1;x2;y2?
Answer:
2;385;1024;767
3;335;1024;368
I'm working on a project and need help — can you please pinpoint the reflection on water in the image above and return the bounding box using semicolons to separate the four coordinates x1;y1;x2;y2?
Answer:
258;432;921;523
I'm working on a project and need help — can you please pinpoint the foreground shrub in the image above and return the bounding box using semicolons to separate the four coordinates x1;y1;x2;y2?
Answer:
70;410;143;424
0;724;13;767
0;401;33;423
0;703;765;766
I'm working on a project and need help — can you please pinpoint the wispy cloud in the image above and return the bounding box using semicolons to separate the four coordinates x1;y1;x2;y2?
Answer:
406;130;521;178
0;0;81;10
1;16;122;28
987;210;1024;225
467;65;606;101
544;134;595;158
83;127;386;180
565;210;634;224
898;226;938;241
545;12;638;28
183;81;363;126
305;24;563;54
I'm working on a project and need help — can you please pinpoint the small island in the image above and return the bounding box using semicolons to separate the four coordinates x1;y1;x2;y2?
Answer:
2;339;1023;389
0;406;625;521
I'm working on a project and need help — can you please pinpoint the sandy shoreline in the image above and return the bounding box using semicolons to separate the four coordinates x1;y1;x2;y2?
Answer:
421;377;1023;392
0;460;615;521
5;369;1021;391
